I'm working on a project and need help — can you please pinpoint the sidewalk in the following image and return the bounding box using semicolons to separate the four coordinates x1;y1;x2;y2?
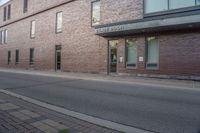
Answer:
0;92;120;133
0;68;199;90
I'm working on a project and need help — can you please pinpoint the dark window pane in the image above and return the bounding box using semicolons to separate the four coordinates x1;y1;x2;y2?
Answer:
127;64;136;67
8;51;11;64
15;50;19;64
57;52;61;62
24;0;28;13
1;31;4;44
30;48;34;64
3;7;7;21
146;63;158;68
7;4;11;20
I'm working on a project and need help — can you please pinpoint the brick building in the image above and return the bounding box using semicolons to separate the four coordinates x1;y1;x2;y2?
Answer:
0;0;200;79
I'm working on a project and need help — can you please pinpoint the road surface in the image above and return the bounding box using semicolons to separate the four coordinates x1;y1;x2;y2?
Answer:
0;71;199;133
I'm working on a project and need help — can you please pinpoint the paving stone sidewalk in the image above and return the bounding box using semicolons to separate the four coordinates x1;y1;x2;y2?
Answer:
0;92;120;133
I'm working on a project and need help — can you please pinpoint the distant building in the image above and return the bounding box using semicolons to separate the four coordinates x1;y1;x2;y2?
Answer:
0;0;200;79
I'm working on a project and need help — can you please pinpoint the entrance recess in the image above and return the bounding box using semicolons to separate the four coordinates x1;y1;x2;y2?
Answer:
108;40;118;74
55;45;61;71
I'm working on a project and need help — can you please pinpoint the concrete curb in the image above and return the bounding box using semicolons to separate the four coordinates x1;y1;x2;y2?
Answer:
0;89;153;133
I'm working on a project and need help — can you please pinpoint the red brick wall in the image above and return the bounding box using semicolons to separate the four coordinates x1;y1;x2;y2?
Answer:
0;0;106;73
101;0;143;24
0;0;144;73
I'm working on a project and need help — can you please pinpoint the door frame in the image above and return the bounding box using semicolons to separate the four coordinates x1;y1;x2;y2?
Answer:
107;40;118;75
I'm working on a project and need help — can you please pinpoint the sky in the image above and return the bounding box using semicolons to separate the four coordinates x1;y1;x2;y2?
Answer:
0;0;9;6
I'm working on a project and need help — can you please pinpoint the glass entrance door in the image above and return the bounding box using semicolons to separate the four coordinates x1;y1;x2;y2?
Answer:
108;40;118;73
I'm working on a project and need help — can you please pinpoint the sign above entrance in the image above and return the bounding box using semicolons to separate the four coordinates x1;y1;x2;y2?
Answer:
96;25;125;34
95;14;200;37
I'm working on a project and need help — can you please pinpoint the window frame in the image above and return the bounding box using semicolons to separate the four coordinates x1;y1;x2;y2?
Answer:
91;0;101;26
55;11;63;33
143;0;200;17
30;20;36;38
29;48;34;65
145;37;160;70
125;38;138;69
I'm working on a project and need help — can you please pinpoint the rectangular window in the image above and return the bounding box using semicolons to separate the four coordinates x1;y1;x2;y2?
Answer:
1;30;4;44
169;0;195;9
92;0;100;26
3;7;7;21
30;48;34;65
56;12;63;33
145;0;168;13
146;37;159;69
15;50;19;64
8;51;11;64
7;4;11;20
4;30;7;44
144;0;197;14
126;39;137;68
24;0;28;13
30;21;36;38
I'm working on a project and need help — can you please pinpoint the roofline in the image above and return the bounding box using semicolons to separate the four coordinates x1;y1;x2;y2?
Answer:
0;0;12;7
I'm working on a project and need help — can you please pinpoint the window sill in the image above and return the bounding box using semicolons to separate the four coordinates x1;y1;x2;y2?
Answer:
56;31;62;34
92;23;100;27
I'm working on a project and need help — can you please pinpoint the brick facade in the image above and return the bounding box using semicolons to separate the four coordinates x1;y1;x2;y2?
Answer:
0;0;200;78
116;31;200;76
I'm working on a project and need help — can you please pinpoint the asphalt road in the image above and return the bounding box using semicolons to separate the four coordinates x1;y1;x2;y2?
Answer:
0;71;200;133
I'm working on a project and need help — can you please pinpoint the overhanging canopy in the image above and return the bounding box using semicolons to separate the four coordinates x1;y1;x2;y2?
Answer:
95;14;200;37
